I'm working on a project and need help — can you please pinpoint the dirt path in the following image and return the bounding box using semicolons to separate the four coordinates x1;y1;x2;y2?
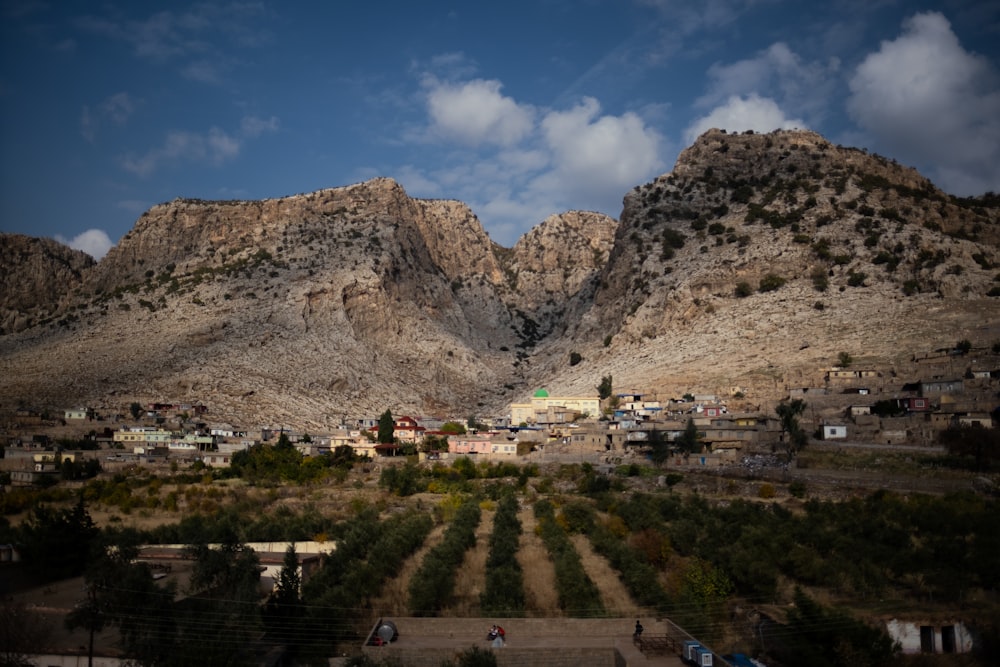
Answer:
370;521;447;617
441;508;494;617
517;504;561;616
570;533;642;617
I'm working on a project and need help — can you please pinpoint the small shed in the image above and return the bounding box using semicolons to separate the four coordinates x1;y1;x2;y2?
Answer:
821;424;848;440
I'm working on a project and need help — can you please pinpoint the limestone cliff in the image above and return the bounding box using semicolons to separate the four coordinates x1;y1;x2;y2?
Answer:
2;130;998;427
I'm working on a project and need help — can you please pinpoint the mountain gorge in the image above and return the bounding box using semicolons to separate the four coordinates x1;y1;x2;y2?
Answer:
1;129;998;428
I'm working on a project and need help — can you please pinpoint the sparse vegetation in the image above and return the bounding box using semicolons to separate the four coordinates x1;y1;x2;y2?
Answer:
758;273;786;293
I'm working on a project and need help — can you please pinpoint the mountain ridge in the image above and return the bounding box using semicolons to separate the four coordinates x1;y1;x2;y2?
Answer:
2;129;998;428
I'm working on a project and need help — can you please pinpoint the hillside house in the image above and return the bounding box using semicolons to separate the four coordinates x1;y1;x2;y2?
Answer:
827;369;879;382
447;434;519;458
509;389;599;425
63;407;93;420
821;424;848;439
393;416;425;443
113;427;174;447
568;427;610;452
203;453;234;468
885;619;974;655
920;379;964;396
898;397;931;413
956;413;994;428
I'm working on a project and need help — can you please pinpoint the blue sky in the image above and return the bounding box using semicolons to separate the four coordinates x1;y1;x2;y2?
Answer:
2;1;998;259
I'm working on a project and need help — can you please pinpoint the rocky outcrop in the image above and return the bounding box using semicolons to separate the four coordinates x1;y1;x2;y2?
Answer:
2;130;998;427
0;235;94;334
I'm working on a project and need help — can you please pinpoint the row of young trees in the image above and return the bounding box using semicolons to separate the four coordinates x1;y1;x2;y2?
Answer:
299;507;434;659
533;499;605;617
479;494;525;615
408;498;482;616
10;497;440;666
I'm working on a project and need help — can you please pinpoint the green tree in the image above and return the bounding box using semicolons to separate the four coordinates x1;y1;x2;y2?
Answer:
18;496;98;582
956;338;972;354
678;556;734;618
129;402;143;420
597;375;614;400
837;351;853;367
441;421;467;435
180;537;262;665
776;399;808;461
675;418;702;455
938;423;1000;471
647;429;671;465
780;588;897;667
264;545;305;658
569;351;583;366
67;530;177;666
377;409;395;444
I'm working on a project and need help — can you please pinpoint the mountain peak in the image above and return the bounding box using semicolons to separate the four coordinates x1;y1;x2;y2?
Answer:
2;130;998;426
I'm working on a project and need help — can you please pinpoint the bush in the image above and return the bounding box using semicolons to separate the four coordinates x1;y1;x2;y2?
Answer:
569;351;583;366
811;268;829;292
734;282;753;298
759;274;786;293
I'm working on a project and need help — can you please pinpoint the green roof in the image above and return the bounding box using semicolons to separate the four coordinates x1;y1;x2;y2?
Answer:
533;388;549;398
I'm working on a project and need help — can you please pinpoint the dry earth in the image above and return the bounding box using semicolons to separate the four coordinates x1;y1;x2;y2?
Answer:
444;508;493;617
516;506;561;616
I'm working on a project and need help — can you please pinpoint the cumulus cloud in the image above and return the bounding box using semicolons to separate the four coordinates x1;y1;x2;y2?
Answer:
847;11;1000;195
403;75;665;244
685;93;805;144
121;115;277;177
56;229;114;260
537;97;663;207
424;78;534;146
697;43;838;124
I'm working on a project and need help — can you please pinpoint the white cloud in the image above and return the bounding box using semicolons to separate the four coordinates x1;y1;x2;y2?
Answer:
425;78;535;146
538;97;664;208
684;94;806;144
697;43;837;124
56;229;114;260
241;115;280;138
121;128;238;176
847;11;1000;195
121;115;277;177
404;77;665;244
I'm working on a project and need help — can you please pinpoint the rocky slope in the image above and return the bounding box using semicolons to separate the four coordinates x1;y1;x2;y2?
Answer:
1;130;998;428
0;235;94;334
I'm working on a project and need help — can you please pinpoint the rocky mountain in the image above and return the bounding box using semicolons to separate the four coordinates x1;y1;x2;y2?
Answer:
0;235;94;334
2;130;998;429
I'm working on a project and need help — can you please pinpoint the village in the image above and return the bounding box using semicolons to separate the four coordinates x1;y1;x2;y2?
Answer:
1;349;997;667
3;344;997;485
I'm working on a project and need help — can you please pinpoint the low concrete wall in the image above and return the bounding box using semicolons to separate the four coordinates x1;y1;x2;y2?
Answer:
358;617;683;667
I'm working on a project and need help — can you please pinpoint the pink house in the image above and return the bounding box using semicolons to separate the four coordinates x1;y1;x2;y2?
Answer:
448;434;493;455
